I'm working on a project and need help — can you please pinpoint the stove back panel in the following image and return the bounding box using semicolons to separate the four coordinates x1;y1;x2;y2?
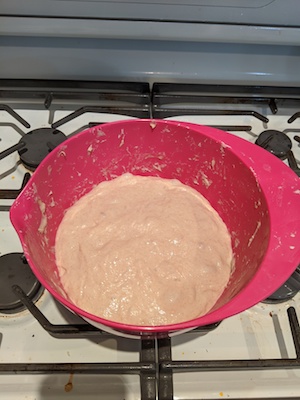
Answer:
0;36;300;86
1;0;300;25
1;1;300;84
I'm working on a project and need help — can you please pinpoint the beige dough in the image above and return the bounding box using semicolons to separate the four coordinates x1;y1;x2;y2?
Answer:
55;173;233;326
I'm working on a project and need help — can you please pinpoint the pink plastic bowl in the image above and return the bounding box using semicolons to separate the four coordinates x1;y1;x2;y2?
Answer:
10;120;300;338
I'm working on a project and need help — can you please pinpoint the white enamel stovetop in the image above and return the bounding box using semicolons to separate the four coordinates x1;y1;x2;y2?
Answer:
0;105;300;399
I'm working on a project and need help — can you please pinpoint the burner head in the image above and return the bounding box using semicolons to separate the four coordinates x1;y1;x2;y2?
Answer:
262;266;300;304
0;253;44;314
18;128;67;170
255;130;292;159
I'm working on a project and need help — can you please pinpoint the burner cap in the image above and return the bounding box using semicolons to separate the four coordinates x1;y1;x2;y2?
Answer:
18;128;67;170
255;130;292;159
262;266;300;304
0;253;44;314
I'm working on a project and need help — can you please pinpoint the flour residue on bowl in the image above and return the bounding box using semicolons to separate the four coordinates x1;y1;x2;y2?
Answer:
200;171;212;188
37;199;47;234
248;221;261;247
55;173;233;326
193;170;212;188
118;129;125;147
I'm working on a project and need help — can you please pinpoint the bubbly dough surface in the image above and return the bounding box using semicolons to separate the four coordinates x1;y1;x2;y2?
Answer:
55;173;233;326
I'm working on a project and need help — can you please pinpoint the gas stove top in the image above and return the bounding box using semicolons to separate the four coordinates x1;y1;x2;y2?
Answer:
0;80;300;399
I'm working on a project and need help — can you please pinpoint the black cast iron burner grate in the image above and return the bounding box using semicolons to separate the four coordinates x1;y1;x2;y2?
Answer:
0;79;151;119
1;80;300;173
0;286;300;400
159;309;300;400
151;82;300;120
0;173;30;200
0;80;152;169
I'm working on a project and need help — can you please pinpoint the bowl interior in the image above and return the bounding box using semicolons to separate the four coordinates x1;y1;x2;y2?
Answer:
11;120;270;327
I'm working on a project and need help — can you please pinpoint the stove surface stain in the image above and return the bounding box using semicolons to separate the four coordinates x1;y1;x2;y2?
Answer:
64;372;74;392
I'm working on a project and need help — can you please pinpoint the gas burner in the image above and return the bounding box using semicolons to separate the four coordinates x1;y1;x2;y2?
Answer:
262;265;300;304
255;130;292;159
0;253;44;314
0;127;67;170
17;128;67;170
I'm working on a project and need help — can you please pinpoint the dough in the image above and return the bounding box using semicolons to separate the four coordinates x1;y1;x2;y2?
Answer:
55;174;233;326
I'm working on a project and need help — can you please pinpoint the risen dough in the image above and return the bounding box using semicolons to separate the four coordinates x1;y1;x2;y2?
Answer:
55;173;233;326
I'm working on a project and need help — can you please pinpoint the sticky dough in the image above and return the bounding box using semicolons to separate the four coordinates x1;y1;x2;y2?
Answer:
55;173;233;326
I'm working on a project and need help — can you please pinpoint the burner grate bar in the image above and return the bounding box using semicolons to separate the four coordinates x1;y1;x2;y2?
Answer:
0;79;150;93
0;141;25;161
269;98;278;114
52;105;150;128
152;108;269;123
0;173;31;200
0;104;30;128
0;206;10;212
160;357;300;372
87;123;252;132
152;83;300;97
288;307;300;358
287;150;300;176
158;337;173;400
288;112;300;123
208;125;252;132
153;94;273;106
140;339;157;400
0;362;155;374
